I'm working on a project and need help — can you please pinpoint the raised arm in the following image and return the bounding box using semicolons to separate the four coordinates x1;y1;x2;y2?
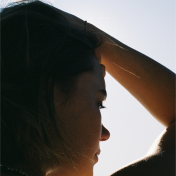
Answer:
88;24;175;128
53;7;175;127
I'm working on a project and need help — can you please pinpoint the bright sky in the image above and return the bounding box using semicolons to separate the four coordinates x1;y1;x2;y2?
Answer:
51;1;175;176
1;0;175;176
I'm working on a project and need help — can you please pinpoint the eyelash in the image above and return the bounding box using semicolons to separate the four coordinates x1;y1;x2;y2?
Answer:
99;102;106;110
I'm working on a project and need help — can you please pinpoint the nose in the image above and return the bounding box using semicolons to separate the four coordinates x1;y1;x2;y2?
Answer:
100;124;110;141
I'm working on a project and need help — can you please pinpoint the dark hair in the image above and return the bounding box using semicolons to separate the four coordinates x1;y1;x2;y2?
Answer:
1;0;101;169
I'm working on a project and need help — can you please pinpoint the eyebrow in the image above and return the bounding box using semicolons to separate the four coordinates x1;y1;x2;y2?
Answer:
98;89;107;101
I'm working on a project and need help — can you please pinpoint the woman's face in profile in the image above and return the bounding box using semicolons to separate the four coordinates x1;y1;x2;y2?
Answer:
53;55;110;175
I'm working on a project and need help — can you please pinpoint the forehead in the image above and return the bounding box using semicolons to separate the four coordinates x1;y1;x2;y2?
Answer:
75;63;105;95
94;49;101;63
54;61;105;105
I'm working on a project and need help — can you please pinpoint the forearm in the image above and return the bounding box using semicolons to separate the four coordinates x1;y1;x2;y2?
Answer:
88;23;175;127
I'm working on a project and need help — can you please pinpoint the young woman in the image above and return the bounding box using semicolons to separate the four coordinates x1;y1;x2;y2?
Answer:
1;1;175;176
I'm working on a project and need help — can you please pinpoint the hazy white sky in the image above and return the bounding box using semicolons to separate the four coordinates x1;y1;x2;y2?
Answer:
1;0;175;176
51;1;175;176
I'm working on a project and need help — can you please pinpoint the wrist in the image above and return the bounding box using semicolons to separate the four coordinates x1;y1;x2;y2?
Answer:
87;22;116;44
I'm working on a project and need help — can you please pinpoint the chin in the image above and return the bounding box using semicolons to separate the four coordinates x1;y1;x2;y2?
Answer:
93;154;99;164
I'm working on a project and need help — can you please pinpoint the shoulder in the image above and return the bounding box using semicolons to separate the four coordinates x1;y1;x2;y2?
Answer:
111;122;175;176
111;152;175;176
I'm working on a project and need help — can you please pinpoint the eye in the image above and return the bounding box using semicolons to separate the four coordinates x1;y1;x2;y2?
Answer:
99;102;106;110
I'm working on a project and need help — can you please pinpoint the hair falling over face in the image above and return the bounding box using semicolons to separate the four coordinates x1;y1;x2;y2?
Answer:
1;0;102;173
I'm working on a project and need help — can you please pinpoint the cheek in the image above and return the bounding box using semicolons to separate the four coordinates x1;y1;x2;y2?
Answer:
82;108;102;142
72;105;101;145
56;101;102;150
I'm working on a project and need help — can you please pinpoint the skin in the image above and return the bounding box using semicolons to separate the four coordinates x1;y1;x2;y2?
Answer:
47;57;110;176
91;26;175;176
56;7;175;127
2;4;174;176
54;7;175;175
1;56;109;176
111;122;175;176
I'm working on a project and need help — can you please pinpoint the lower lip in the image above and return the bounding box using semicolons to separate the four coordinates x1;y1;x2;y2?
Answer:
94;154;99;163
